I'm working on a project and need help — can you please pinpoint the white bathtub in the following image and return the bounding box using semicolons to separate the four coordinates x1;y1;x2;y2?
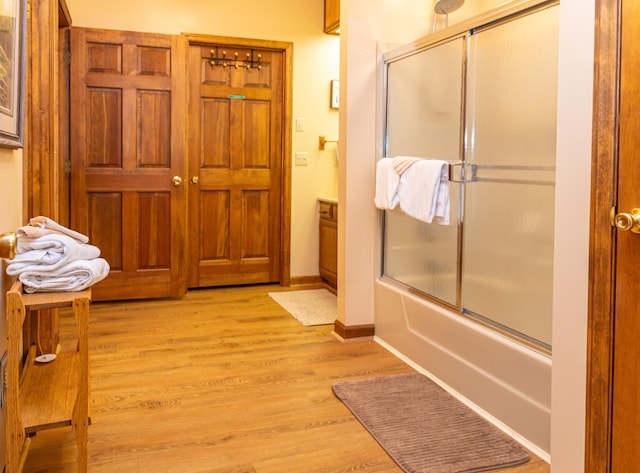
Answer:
374;278;551;460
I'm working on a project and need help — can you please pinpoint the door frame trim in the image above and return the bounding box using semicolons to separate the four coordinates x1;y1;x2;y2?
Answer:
585;0;619;470
182;33;293;287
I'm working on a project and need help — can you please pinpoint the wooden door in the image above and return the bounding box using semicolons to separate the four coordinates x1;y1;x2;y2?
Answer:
587;0;640;471
70;28;186;300
610;0;640;469
186;38;289;288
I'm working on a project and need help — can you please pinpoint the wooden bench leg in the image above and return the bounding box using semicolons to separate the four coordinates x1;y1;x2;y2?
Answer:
73;414;88;473
73;296;90;472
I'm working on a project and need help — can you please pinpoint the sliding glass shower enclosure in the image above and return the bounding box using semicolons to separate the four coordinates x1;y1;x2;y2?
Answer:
381;3;559;350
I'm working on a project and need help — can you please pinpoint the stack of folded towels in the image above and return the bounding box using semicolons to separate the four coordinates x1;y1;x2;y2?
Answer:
6;216;110;293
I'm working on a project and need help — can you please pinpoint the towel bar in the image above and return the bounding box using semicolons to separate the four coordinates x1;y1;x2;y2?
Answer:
319;136;338;150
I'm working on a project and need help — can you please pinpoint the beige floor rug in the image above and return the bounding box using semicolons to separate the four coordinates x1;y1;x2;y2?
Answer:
268;289;336;326
333;373;531;473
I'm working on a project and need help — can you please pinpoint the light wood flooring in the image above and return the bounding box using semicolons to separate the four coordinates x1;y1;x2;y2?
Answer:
22;284;550;473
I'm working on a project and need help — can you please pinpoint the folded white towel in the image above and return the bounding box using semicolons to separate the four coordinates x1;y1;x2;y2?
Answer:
392;156;422;176
7;234;101;275
397;159;450;225
374;158;401;210
28;216;89;244
19;258;110;293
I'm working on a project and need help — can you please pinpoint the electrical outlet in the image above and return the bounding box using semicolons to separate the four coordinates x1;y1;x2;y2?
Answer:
295;152;308;166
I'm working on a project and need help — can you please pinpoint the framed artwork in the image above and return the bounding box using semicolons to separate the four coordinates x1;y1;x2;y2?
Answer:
330;79;339;109
0;0;25;148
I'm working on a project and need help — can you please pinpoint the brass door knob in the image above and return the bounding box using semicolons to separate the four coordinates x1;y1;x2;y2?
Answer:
612;208;640;234
172;176;183;187
0;232;16;259
191;176;199;184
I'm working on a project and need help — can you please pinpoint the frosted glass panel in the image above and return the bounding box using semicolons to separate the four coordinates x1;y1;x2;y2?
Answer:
462;6;559;347
383;38;464;306
384;38;464;161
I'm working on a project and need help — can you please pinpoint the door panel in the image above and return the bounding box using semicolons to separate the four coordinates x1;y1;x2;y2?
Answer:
611;0;640;469
187;42;285;288
71;28;186;300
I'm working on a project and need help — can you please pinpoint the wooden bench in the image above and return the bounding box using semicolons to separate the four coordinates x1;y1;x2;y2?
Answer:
5;281;90;473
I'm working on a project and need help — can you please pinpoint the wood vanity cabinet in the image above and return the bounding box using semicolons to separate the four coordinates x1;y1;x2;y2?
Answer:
319;200;338;288
324;0;340;34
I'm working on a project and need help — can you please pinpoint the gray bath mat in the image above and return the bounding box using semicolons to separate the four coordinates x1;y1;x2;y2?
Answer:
332;373;530;473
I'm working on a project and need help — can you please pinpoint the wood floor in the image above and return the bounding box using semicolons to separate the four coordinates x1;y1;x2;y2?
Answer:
22;285;550;473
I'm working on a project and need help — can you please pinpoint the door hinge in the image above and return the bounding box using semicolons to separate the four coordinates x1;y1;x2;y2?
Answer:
64;160;71;174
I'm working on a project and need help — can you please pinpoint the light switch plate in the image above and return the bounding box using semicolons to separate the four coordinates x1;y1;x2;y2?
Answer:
295;152;308;166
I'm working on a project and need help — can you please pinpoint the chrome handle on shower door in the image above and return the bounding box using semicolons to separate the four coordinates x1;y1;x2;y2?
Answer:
611;207;640;233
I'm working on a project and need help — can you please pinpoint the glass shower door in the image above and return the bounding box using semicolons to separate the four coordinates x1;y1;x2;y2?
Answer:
383;37;465;307
461;5;559;348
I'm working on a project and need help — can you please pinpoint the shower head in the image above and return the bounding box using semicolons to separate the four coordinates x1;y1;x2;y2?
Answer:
432;0;464;31
434;0;464;14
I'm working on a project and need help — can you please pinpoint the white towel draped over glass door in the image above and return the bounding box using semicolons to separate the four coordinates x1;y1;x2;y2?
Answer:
381;3;559;350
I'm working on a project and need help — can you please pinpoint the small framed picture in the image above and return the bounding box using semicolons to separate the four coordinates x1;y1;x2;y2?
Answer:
0;0;26;148
330;79;339;109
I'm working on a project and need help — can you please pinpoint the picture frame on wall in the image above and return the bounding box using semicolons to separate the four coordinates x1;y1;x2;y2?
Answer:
0;0;25;148
330;79;339;109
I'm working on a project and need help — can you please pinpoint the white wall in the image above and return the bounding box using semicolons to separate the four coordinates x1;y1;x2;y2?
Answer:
338;0;435;327
0;149;22;234
69;0;340;279
550;0;594;470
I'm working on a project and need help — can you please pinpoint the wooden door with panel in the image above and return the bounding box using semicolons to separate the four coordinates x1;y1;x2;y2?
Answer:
610;0;640;469
186;39;288;288
70;28;187;300
587;0;640;470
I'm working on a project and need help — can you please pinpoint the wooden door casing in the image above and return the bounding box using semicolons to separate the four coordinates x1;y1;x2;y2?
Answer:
186;37;291;288
70;28;187;301
26;0;72;225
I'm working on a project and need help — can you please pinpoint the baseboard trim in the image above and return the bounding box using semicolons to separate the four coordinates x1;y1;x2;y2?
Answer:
289;275;324;287
334;319;375;339
288;276;337;295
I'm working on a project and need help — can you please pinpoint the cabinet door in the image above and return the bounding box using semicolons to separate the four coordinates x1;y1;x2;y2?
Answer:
319;213;337;287
324;0;340;34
